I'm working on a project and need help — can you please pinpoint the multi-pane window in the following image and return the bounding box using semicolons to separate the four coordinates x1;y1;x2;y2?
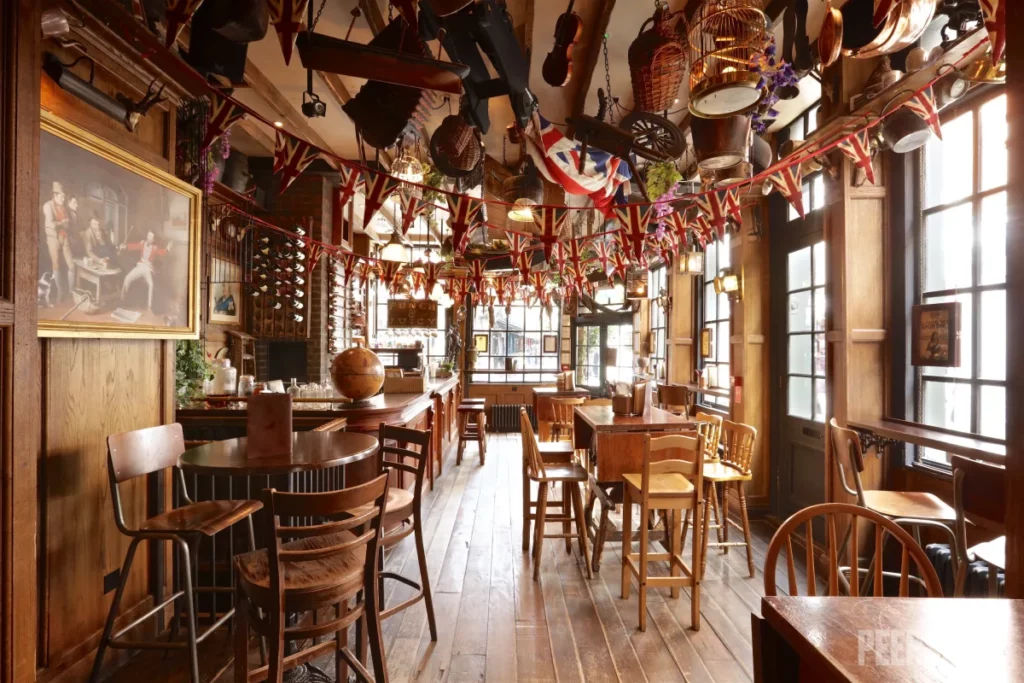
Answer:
699;234;730;407
574;284;634;390
649;265;668;378
916;92;1006;463
369;248;447;368
470;298;561;383
786;241;827;422
787;104;827;220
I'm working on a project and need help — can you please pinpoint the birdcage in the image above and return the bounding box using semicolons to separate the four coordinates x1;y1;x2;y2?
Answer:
628;3;688;113
687;0;769;119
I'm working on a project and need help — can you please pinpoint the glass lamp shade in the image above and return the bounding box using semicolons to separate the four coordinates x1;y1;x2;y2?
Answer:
679;250;705;275
507;198;537;222
504;160;543;222
625;269;649;299
393;151;424;184
380;232;411;263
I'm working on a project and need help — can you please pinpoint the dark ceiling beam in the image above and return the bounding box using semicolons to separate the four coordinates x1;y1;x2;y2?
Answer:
568;0;617;131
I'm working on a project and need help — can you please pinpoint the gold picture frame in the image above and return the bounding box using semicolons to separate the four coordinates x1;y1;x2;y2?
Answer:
38;109;202;339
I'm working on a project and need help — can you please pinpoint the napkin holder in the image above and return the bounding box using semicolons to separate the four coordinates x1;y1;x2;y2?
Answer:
247;393;293;458
611;394;632;416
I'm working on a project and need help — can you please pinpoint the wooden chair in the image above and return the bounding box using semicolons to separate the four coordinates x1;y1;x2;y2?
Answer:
549;396;585;442
520;408;575;552
233;473;391;683
621;433;705;632
763;502;943;598
456;403;487;465
952;455;1006;596
92;424;262;683
371;423;437;640
697;420;757;577
656;383;691;418
520;408;592;581
693;411;723;462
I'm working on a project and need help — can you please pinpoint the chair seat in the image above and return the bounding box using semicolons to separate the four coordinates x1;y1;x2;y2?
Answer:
235;531;364;600
351;487;414;526
623;472;695;497
863;490;956;522
535;463;588;482
139;499;262;536
538;440;573;458
702;461;752;482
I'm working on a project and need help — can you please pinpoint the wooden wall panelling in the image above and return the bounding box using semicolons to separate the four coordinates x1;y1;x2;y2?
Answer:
668;265;694;385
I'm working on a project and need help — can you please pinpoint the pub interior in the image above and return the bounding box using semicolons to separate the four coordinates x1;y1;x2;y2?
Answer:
1;0;1021;682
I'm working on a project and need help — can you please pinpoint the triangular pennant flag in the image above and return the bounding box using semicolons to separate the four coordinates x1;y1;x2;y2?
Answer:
530;207;569;262
201;93;247;150
506;231;533;279
691;214;713;247
355;260;375;286
399;195;429;236
274;130;320;193
446;194;483;256
614;204;654;262
592;239;613;275
694;189;734;238
468;260;488;295
903;87;943;141
165;0;205;48
423;262;443;297
615;229;648;268
410;270;426;295
362;171;400;230
267;0;309;66
332;165;363;245
656;231;678;266
550;243;568;271
767;163;806;219
723;188;743;225
664;211;690;247
339;252;359;284
446;276;468;304
566;239;585;272
610;248;631;283
527;272;550;306
980;0;1005;64
837;129;877;185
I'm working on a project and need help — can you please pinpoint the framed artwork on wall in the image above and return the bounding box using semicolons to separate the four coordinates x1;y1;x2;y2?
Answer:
37;110;201;338
543;334;557;354
700;326;714;358
911;302;961;367
473;334;489;353
208;257;243;327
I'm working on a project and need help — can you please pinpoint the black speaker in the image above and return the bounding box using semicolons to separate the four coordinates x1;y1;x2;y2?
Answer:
185;0;268;84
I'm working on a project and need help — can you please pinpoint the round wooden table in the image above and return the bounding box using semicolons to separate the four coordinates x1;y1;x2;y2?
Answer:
178;431;379;476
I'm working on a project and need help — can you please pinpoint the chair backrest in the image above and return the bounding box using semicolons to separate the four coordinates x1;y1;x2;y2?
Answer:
763;502;943;598
107;423;186;483
693;411;723;461
376;421;431;490
550;397;585;426
829;418;866;504
656;384;690;415
313;417;348;432
520;407;544;479
640;433;704;504
952;454;1006;556
262;472;390;602
720;419;756;474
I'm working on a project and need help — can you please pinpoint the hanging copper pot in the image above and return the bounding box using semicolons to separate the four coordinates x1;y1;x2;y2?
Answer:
691;113;752;171
818;0;843;68
841;0;936;59
881;107;932;154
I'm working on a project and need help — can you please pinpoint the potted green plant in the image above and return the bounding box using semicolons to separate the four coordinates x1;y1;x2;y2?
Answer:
175;339;213;408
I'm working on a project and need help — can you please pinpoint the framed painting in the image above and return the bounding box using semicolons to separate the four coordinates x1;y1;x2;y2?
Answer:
473;334;489;353
38;110;201;338
912;302;961;367
543;334;557;354
208;257;243;327
700;326;714;358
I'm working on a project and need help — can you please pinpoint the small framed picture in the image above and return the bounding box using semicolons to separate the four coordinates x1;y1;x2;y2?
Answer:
912;302;961;367
209;257;243;327
473;333;489;353
543;334;557;354
700;326;714;358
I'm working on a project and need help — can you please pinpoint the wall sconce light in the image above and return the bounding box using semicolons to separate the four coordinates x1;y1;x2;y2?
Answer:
654;287;672;313
713;267;743;301
625;268;648;300
678;249;705;276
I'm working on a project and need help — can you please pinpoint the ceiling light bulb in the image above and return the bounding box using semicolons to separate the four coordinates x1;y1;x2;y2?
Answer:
507;197;537;223
273;121;284;128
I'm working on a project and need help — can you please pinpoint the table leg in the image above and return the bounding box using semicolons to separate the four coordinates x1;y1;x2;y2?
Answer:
751;615;801;683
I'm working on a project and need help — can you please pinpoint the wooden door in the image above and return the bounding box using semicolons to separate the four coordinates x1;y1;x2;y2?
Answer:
771;198;828;523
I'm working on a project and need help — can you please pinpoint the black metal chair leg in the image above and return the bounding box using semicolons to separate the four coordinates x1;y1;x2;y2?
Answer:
177;537;201;683
89;537;141;683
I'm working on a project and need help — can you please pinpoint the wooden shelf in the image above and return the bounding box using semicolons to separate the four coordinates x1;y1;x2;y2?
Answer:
847;417;1005;464
682;382;730;400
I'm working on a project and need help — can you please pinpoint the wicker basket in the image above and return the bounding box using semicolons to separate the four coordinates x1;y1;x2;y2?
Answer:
628;4;687;113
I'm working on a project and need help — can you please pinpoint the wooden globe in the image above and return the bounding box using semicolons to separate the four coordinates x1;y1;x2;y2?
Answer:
330;346;384;402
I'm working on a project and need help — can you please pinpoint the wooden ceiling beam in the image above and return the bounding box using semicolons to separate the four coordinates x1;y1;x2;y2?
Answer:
359;0;387;36
568;0;617;131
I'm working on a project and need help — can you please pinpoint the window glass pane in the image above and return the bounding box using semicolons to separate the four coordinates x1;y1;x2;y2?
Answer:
788;376;812;419
923;204;973;292
979;290;1006;381
719;233;731;268
717;321;730;362
813;241;826;286
813;333;826;376
814;378;827;423
789;291;812;332
980;386;1006;440
704;282;717;321
789;334;812;375
717;291;730;317
790;115;804;141
980;94;1007;192
980;191;1007;286
812;175;826;211
788;247;812;290
813;287;826;331
922;294;972;380
921;380;972;433
924;110;974;209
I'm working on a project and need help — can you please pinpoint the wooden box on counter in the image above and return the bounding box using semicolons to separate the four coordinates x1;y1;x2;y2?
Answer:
383;375;429;394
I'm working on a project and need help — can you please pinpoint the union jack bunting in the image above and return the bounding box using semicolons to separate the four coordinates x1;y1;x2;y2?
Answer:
694;188;738;237
164;0;204;48
399;195;429;236
445;277;467;304
566;239;585;272
267;0;309;65
592;239;613;275
332;165;363;245
903;87;942;141
467;260;488;295
691;213;713;247
530;206;570;262
376;261;402;290
274;130;320;194
506;231;533;278
610;249;631;284
201;93;247;151
980;0;1005;64
837;129;877;185
614;204;654;262
616;227;648;269
445;194;483;256
550;243;568;271
355;260;375;286
410;270;425;295
656;232;678;266
494;275;516;308
339;252;359;284
527;272;549;306
767;163;806;219
423;262;444;297
362;171;400;230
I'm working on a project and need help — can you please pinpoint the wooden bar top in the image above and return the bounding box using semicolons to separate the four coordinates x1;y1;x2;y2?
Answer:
530;386;592;398
847;417;1005;463
575;405;693;433
760;596;1024;682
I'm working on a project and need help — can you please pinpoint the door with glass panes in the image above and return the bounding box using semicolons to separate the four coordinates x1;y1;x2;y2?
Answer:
771;199;828;522
574;319;634;391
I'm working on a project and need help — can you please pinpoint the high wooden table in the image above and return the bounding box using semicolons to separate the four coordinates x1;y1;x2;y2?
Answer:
753;596;1024;682
573;405;695;572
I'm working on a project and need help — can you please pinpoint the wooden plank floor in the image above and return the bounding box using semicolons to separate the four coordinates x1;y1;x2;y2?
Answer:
103;433;805;683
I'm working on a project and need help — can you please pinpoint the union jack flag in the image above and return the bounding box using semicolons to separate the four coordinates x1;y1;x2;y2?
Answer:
355;260;375;286
527;272;550;306
550;243;568;271
446;276;468;304
530;206;569;262
467;260;489;295
614;204;654;263
837;129;877;185
903;87;942;141
399;195;429;236
506;231;534;278
692;213;713;247
362;171;399;230
767;163;806;219
566;239;585;272
664;211;691;247
980;0;1005;64
375;262;402;292
422;262;444;296
610;248;631;284
694;188;739;238
410;269;425;295
267;0;309;66
201;93;247;151
445;194;483;256
523;114;632;215
165;0;204;48
655;231;678;266
592;239;613;275
332;165;363;245
274;130;320;194
338;252;359;284
494;275;517;308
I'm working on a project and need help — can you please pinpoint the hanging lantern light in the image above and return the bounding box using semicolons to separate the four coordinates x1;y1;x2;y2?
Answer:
679;248;705;276
625;268;649;300
379;231;411;263
393;147;425;185
688;0;768;119
504;159;543;223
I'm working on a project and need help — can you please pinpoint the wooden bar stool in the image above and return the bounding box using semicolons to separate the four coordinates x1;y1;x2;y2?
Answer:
233;473;391;683
696;420;757;578
621;433;705;632
456;403;486;465
92;424;262;683
519;407;575;552
549;397;585;442
520;408;592;581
